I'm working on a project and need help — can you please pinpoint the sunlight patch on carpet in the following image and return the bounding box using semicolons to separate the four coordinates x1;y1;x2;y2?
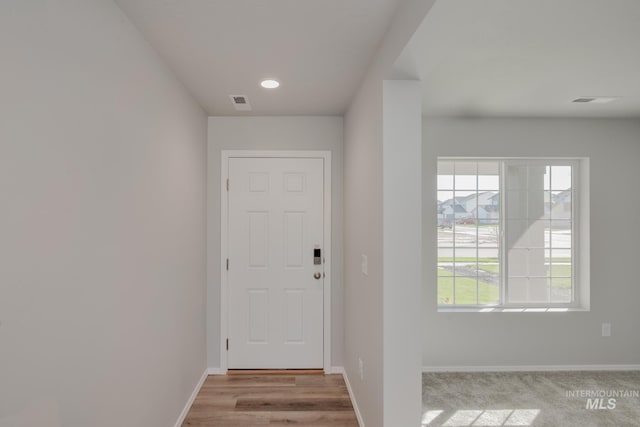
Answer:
423;408;540;426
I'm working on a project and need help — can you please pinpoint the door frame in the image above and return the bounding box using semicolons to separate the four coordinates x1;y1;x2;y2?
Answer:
220;150;332;372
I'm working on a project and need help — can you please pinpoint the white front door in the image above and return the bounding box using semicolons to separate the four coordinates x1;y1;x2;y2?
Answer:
227;157;325;369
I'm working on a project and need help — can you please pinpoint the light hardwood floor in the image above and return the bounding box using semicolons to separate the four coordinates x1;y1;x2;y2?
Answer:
182;374;359;426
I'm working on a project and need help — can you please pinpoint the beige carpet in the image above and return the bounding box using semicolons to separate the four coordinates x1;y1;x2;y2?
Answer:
422;371;640;427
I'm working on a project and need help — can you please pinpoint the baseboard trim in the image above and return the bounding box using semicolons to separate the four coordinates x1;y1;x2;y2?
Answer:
173;369;207;427
208;367;345;375
228;369;323;375
423;364;640;373
337;367;364;427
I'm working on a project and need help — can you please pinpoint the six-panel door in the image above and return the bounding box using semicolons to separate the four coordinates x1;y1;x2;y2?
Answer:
227;157;324;369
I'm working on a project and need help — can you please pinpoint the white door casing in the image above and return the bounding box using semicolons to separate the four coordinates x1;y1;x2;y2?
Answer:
221;151;331;371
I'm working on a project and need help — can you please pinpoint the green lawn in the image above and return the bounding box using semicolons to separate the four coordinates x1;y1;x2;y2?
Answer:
438;263;572;304
550;265;572;288
550;264;572;277
477;264;499;273
437;269;498;305
475;264;572;288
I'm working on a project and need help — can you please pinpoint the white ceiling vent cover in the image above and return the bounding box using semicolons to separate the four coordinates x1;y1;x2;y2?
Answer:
572;97;620;104
229;94;252;111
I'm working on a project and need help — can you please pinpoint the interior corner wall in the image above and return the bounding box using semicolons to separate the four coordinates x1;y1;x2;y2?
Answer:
344;80;385;427
422;117;640;368
206;116;344;370
0;1;208;426
341;1;436;425
343;80;424;427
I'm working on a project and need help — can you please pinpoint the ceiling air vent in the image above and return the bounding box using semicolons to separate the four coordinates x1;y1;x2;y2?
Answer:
572;97;620;104
229;94;252;111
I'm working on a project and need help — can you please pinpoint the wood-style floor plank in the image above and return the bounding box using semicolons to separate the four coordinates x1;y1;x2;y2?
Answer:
235;397;353;412
183;411;270;426
268;410;359;426
202;375;296;387
195;386;349;399
295;374;348;387
182;374;358;426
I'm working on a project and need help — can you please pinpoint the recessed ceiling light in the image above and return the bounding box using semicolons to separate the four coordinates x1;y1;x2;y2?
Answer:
260;79;280;89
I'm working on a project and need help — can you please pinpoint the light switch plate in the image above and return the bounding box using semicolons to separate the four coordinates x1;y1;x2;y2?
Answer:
361;254;368;276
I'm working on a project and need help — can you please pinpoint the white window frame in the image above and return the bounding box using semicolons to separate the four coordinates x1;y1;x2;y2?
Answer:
437;157;590;312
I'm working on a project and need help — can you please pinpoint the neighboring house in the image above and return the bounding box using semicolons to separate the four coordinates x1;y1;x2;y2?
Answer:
488;192;500;209
540;189;572;220
438;191;499;224
466;191;499;224
438;198;468;224
471;205;500;224
461;191;496;213
439;203;467;223
551;189;572;220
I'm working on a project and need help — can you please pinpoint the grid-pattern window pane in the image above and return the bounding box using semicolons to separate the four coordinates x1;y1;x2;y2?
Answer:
437;158;577;308
437;160;501;306
505;162;573;304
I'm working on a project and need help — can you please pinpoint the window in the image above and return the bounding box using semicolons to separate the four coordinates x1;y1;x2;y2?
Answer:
437;158;588;310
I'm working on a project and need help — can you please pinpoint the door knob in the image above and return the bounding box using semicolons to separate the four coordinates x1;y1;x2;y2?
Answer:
313;272;322;280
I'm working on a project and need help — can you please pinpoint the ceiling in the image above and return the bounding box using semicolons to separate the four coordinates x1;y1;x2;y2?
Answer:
114;0;404;116
395;0;640;118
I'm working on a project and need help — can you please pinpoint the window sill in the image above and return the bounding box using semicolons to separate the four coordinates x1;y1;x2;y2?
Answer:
437;307;590;313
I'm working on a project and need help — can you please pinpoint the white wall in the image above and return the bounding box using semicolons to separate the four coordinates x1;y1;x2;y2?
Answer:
207;116;344;369
423;117;640;368
382;81;422;426
343;1;436;425
0;1;207;426
344;80;423;427
344;77;385;426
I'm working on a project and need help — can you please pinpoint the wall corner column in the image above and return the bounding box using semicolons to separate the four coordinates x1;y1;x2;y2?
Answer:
382;80;423;426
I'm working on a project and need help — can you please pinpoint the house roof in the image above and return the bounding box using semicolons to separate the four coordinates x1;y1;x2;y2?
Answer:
441;191;497;205
439;203;467;213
